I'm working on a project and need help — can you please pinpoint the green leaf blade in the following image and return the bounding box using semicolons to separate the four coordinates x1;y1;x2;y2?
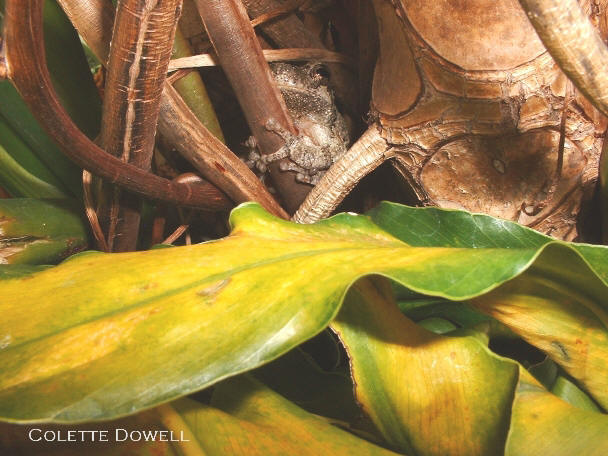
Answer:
0;202;606;426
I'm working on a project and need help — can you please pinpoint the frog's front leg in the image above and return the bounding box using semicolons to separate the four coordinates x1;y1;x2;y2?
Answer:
245;131;290;174
278;161;322;185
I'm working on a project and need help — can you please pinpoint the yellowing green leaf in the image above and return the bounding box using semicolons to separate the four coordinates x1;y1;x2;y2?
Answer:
472;245;608;408
332;277;518;456
0;198;88;265
505;370;608;456
0;202;606;426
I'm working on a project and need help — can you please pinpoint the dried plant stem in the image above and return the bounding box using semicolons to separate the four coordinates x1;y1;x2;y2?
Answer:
159;84;289;218
250;0;304;27
518;0;608;118
57;0;287;219
162;224;190;245
168;48;354;71
196;0;312;213
82;170;109;252
293;126;393;224
100;0;182;251
4;0;231;210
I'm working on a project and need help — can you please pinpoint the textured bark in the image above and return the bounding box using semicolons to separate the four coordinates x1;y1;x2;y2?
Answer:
101;0;183;251
371;0;607;240
294;0;606;239
4;0;231;211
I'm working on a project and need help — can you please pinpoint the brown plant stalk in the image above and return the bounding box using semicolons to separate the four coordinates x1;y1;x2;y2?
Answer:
101;0;183;251
3;0;232;211
58;0;287;220
195;0;315;213
27;0;288;218
518;0;608;118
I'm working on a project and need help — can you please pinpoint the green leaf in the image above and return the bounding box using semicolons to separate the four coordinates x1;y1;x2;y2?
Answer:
0;0;101;198
0;143;67;199
333;276;608;456
0;202;606;425
172;28;224;142
0;264;53;279
0;117;69;196
43;0;102;139
173;376;399;455
471;246;608;409
370;202;608;408
0;82;82;197
0;198;88;264
551;375;602;412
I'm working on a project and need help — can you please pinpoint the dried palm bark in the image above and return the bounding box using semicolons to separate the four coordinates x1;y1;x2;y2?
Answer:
298;0;607;240
378;0;607;240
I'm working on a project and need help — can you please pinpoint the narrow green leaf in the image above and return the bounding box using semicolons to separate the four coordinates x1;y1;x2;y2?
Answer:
0;82;82;197
0;116;68;193
0;198;88;264
172;29;225;142
43;0;102;138
551;375;602;412
0;144;67;199
416;316;459;334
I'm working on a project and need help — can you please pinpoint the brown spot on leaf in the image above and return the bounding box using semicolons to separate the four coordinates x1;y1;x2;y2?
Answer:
197;278;231;299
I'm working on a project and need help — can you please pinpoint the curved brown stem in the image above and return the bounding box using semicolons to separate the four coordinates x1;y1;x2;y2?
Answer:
518;0;608;118
292;126;392;224
242;0;356;115
57;0;287;219
3;0;231;210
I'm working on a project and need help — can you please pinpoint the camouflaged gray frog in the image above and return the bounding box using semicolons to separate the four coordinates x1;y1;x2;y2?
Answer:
247;62;350;185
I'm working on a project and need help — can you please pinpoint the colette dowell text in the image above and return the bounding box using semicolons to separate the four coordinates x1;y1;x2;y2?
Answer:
28;428;190;443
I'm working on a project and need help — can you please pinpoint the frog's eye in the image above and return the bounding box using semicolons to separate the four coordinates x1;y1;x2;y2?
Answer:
307;63;330;87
